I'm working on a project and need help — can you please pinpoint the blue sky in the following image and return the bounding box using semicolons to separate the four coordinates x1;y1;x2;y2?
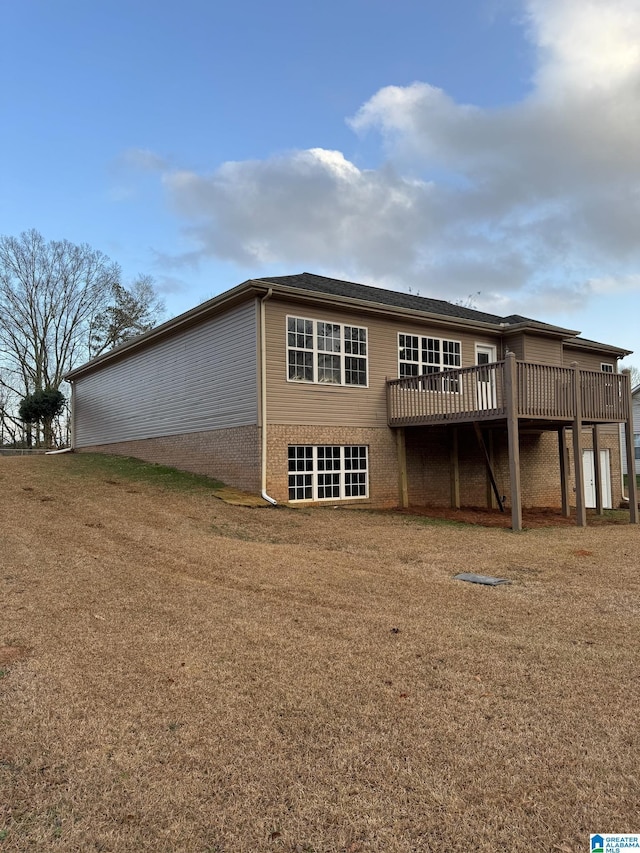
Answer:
2;0;639;366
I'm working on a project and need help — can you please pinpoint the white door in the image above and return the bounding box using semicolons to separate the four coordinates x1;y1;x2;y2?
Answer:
582;449;612;509
476;344;497;409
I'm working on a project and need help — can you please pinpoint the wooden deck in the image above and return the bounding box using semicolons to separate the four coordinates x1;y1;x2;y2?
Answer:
387;360;630;427
387;354;638;531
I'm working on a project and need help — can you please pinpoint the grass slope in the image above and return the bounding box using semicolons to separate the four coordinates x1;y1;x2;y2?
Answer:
1;455;639;852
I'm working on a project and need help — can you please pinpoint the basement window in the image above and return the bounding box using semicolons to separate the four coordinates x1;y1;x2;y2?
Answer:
288;445;368;501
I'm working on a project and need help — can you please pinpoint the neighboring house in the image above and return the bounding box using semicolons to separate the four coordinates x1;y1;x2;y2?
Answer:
65;272;638;529
621;384;640;478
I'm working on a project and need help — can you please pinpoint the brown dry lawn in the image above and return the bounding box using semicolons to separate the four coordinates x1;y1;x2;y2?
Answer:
1;455;639;853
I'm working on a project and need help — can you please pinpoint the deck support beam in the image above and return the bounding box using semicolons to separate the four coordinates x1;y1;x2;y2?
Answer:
622;370;639;523
487;430;498;509
558;427;571;517
396;428;409;508
449;427;460;509
504;353;522;531
571;362;587;527
472;422;504;512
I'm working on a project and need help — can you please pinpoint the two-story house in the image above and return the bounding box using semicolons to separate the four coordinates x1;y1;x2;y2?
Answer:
65;273;639;529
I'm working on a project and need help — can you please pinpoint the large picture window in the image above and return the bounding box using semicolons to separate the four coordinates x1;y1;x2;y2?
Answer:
288;445;368;501
287;317;367;386
398;334;461;379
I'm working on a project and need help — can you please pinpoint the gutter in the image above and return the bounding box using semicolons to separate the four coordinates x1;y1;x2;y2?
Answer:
259;288;277;506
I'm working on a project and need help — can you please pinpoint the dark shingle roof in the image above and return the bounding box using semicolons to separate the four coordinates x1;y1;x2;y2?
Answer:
257;272;556;330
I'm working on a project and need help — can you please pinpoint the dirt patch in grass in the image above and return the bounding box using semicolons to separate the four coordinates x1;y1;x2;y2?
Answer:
0;646;30;666
1;455;639;852
395;504;633;528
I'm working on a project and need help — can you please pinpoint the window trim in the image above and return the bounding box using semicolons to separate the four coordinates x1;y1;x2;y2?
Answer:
287;444;369;502
397;332;462;380
286;315;368;387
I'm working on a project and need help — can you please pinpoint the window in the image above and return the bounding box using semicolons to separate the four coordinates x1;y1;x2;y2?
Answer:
600;363;616;408
398;333;461;378
287;317;367;386
288;445;368;501
635;434;640;461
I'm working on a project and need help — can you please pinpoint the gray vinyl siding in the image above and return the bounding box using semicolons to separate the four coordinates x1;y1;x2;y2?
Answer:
74;300;258;446
635;392;640;475
622;391;640;475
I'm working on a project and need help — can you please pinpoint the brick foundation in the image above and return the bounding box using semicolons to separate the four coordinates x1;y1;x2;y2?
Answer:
78;421;624;511
405;424;624;510
78;425;261;493
265;425;399;506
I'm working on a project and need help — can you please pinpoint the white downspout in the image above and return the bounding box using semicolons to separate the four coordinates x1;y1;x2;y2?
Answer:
46;380;75;454
259;288;277;505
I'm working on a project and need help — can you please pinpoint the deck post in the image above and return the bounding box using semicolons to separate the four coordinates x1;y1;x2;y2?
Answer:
558;427;570;517
396;428;409;508
592;425;603;515
449;427;460;509
622;371;639;523
504;352;522;531
571;362;587;527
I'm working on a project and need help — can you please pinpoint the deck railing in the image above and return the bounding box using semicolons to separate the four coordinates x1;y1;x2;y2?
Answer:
387;362;506;425
387;360;630;426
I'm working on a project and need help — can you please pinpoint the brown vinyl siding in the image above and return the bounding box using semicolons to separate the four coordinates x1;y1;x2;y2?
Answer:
507;334;564;365
522;334;563;364
505;335;525;360
563;349;616;372
74;300;259;447
264;297;500;427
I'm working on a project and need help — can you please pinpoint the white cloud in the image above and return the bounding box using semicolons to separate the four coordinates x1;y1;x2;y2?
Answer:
587;274;640;295
163;149;436;278
154;0;640;312
122;148;169;172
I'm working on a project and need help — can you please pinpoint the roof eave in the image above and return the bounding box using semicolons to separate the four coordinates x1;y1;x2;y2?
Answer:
562;337;632;358
259;281;513;334
502;322;580;339
65;280;271;380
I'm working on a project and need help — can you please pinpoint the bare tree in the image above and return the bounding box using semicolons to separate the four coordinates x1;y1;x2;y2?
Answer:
89;274;165;356
620;361;640;387
0;229;164;446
